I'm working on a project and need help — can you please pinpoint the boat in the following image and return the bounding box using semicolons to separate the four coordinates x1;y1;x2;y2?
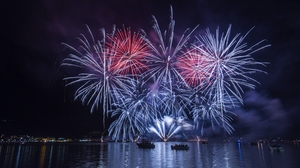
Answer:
269;144;284;152
171;144;190;150
136;141;155;148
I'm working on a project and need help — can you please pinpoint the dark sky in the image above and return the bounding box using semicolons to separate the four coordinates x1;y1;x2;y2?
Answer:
1;0;300;139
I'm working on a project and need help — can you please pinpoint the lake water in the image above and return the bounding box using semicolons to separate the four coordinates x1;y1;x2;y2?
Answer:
1;141;300;168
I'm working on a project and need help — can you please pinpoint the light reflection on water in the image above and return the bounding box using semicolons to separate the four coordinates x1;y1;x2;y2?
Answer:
1;141;300;168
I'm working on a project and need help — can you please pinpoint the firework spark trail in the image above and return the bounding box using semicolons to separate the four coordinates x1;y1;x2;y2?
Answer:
159;81;192;117
177;48;211;88
119;79;159;122
61;25;132;128
108;78;164;141
190;94;238;135
193;25;270;132
195;25;270;104
106;26;151;76
149;116;193;141
143;6;198;87
108;106;146;142
142;79;173;120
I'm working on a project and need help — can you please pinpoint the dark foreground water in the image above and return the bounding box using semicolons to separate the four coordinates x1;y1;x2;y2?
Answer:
1;141;300;168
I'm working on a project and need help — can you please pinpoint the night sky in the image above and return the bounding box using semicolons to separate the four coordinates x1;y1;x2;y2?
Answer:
1;0;300;139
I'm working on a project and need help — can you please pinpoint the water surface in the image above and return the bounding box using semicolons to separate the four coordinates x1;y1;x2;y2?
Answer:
1;141;299;168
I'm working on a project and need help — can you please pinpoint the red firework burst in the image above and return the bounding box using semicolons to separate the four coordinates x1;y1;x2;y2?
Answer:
177;48;210;88
106;27;150;76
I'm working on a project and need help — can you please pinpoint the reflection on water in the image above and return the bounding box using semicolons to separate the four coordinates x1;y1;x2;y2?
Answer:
1;141;300;168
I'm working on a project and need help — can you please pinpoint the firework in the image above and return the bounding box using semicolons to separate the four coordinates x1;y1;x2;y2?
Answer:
193;25;269;132
148;116;193;141
106;26;151;76
190;94;238;135
159;81;192;117
62;9;269;141
143;6;198;86
119;79;159;122
108;106;146;142
61;25;132;127
107;79;163;141
145;79;166;111
194;25;270;104
177;48;211;88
